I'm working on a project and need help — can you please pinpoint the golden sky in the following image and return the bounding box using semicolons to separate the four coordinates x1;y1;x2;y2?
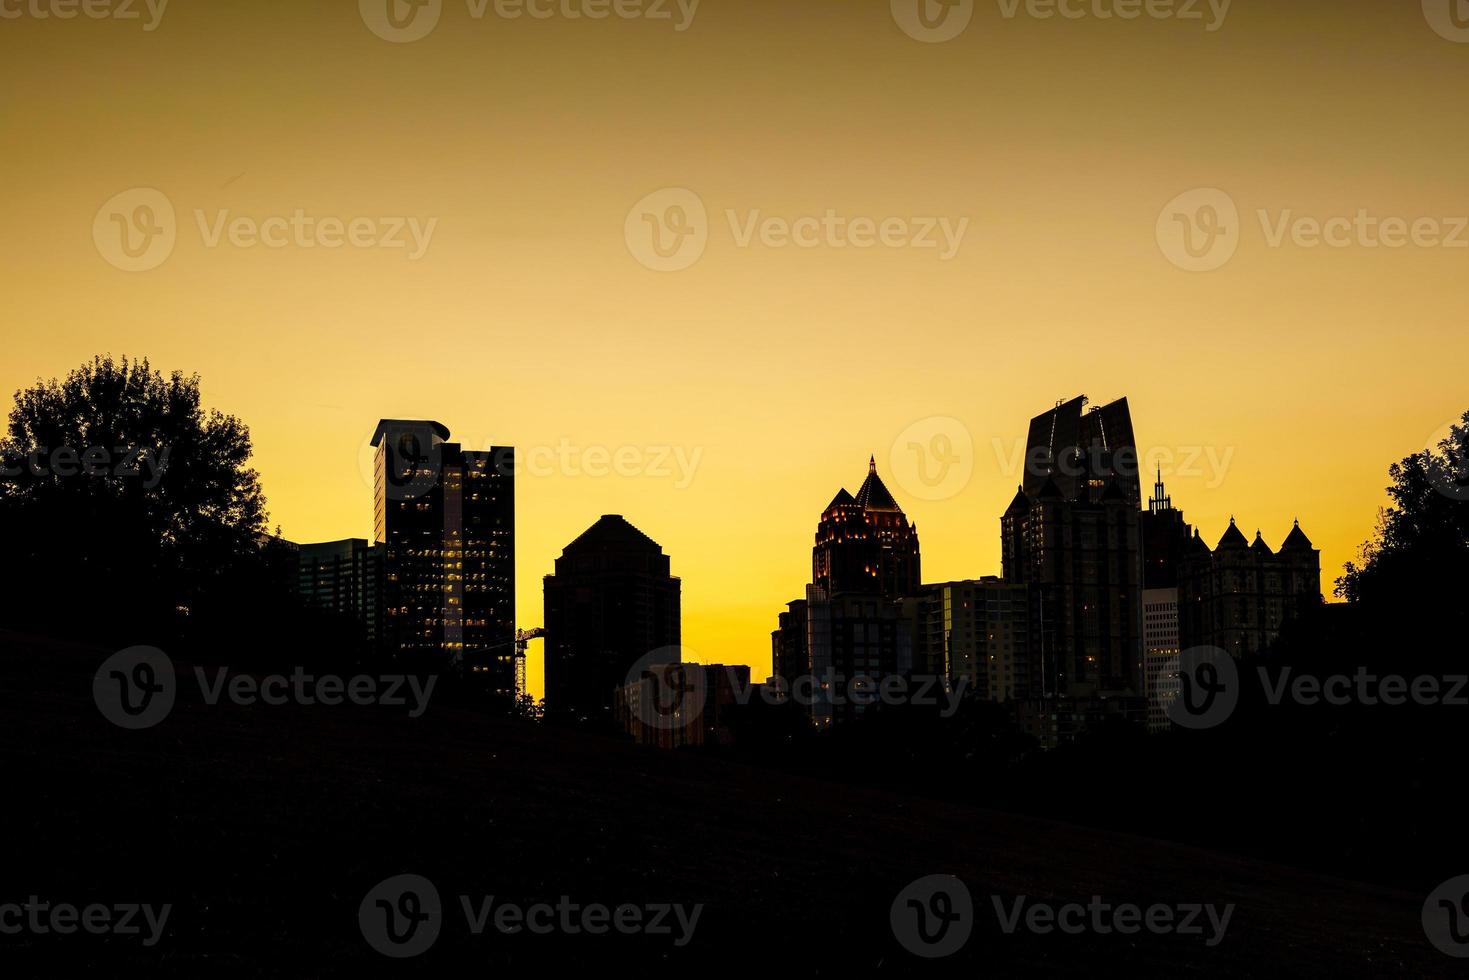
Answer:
3;0;1467;698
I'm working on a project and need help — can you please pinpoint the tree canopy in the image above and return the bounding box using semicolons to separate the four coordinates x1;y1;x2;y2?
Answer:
0;356;270;643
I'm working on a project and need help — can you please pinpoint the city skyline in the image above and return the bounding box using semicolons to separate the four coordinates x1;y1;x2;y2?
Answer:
224;394;1361;701
5;0;1467;700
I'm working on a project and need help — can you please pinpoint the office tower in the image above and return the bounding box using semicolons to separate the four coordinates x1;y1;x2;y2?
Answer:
1001;396;1144;700
804;586;911;728
812;457;922;598
1177;519;1323;656
772;457;923;726
1138;470;1188;730
543;515;682;723
1021;395;1142;507
1140;468;1193;590
295;538;385;650
1142;587;1181;732
372;419;516;699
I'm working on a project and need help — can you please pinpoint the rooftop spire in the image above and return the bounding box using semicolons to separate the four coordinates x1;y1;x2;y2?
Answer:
869;454;877;474
1148;465;1172;513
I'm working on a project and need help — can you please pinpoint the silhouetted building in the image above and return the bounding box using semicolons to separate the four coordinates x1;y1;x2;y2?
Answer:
543;515;681;723
805;586;912;728
616;663;751;749
294;538;385;650
913;578;1031;701
1002;396;1145;727
772;458;924;727
1140;469;1192;590
372;419;515;698
1021;395;1142;507
1014;695;1149;750
771;597;808;693
1142;586;1180;732
812;457;922;598
1178;519;1323;656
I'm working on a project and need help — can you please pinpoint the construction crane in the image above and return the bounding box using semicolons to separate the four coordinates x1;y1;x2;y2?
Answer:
514;627;544;702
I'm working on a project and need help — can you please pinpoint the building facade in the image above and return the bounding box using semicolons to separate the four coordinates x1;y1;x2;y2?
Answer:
914;578;1031;702
1142;586;1181;732
543;515;682;724
812;457;922;598
1002;396;1145;700
294;538;385;650
771;458;924;728
372;419;516;699
1178;519;1322;656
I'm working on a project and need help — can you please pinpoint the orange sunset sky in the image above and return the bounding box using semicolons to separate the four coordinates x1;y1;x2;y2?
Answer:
3;0;1467;697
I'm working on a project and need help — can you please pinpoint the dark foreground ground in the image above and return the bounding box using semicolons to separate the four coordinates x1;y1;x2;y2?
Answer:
0;632;1450;976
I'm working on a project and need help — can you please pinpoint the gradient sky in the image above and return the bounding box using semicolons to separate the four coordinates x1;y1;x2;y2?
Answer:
3;0;1467;698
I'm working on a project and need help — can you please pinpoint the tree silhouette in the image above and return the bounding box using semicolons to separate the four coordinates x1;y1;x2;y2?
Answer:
0;356;268;645
1336;409;1469;612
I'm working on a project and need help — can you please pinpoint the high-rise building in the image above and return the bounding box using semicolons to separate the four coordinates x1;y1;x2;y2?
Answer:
294;538;385;650
772;458;924;727
1142;586;1181;732
1140;468;1192;590
812;457;922;598
1001;396;1144;701
1021;395;1142;507
805;586;912;728
914;578;1032;701
1138;470;1188;731
372;419;516;698
543;515;682;723
771;597;808;693
1178;519;1322;656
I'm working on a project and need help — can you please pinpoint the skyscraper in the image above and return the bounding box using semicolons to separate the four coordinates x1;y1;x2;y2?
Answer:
1139;470;1187;729
812;457;922;599
543;515;682;723
1002;396;1144;700
772;457;923;727
372;419;516;699
1021;395;1142;507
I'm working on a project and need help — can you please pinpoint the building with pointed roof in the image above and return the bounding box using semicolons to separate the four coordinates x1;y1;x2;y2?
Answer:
770;457;925;727
811;456;922;600
1178;518;1322;657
